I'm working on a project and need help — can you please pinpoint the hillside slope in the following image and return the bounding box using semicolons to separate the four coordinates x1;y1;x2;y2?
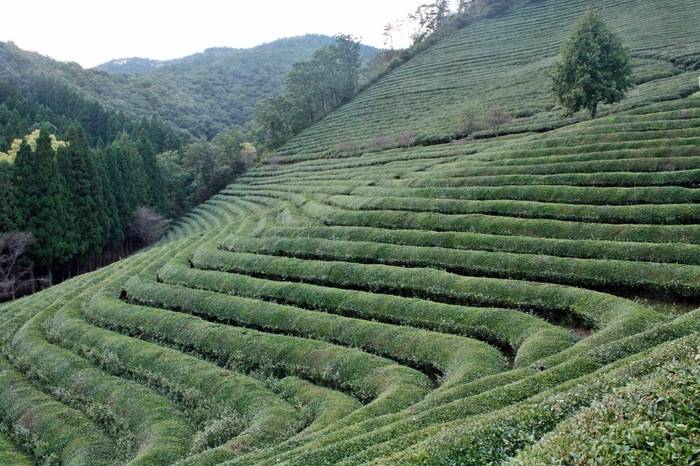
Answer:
1;0;700;464
277;0;700;160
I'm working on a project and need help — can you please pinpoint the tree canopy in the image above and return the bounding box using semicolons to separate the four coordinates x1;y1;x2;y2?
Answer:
550;9;633;119
255;35;362;151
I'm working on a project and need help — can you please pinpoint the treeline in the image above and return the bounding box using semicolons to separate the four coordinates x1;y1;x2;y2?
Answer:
253;2;530;152
0;76;183;152
0;74;260;299
0;126;170;295
254;35;362;151
158;129;259;215
1;37;369;140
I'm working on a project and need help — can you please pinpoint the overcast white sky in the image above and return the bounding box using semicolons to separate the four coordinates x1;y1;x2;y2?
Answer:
0;0;437;68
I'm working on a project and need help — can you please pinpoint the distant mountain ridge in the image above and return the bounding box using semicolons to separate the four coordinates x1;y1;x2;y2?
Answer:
93;57;169;74
0;35;379;138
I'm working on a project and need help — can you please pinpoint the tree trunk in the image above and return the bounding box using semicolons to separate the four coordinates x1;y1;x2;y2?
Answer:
590;105;597;119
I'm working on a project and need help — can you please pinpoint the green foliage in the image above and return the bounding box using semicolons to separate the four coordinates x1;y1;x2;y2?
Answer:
13;127;73;270
551;10;634;118
157;128;258;213
58;126;104;262
0;36;377;140
0;161;15;230
255;35;363;151
511;356;700;465
272;0;700;161
0;354;115;464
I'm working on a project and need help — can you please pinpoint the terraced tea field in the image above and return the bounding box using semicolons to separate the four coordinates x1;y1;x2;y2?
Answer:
278;0;700;161
3;0;700;463
1;95;699;464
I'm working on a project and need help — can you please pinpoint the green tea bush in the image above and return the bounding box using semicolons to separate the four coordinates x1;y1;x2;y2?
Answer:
194;247;663;338
221;235;700;298
0;355;115;465
511;355;700;465
265;225;700;265
124;273;505;386
106;279;432;417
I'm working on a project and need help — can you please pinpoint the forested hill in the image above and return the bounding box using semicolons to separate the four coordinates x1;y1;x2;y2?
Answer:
0;36;378;139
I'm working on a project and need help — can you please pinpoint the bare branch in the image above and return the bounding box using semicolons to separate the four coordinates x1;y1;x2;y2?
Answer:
128;207;170;246
0;231;34;300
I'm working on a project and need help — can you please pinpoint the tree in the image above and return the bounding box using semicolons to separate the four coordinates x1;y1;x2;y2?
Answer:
13;128;74;282
254;35;362;151
409;1;452;43
485;106;512;135
104;140;137;248
0;161;16;231
128;206;169;246
455;102;485;138
480;0;512;17
550;10;633;119
0;232;34;300
58;126;103;267
136;129;169;214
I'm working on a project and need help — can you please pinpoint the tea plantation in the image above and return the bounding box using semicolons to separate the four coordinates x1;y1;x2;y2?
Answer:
2;0;700;463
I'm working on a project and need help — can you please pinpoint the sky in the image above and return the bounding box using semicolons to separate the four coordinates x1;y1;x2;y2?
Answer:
0;0;432;68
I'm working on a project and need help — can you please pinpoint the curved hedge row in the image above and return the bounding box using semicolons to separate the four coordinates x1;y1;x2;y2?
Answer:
3;0;700;462
380;168;700;189
263;225;700;265
299;199;700;244
123;273;504;387
116;276;432;414
325;194;700;225
221;235;700;298
0;355;115;465
9;310;193;465
65;293;303;456
191;248;664;342
161;253;575;367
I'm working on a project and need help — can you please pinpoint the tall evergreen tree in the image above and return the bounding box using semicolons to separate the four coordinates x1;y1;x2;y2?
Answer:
13;127;73;279
0;161;16;231
59;126;104;265
114;132;149;205
55;140;79;264
136;130;169;213
93;149;121;251
104;141;137;240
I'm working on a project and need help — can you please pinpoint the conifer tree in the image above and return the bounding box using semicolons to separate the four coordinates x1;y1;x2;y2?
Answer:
59;126;104;266
92;149;121;255
0;161;16;231
105;141;137;242
136;130;169;213
550;10;633;119
115;132;149;205
13;127;73;280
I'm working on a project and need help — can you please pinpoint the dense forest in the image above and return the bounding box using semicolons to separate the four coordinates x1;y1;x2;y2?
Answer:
0;32;387;299
0;71;260;299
